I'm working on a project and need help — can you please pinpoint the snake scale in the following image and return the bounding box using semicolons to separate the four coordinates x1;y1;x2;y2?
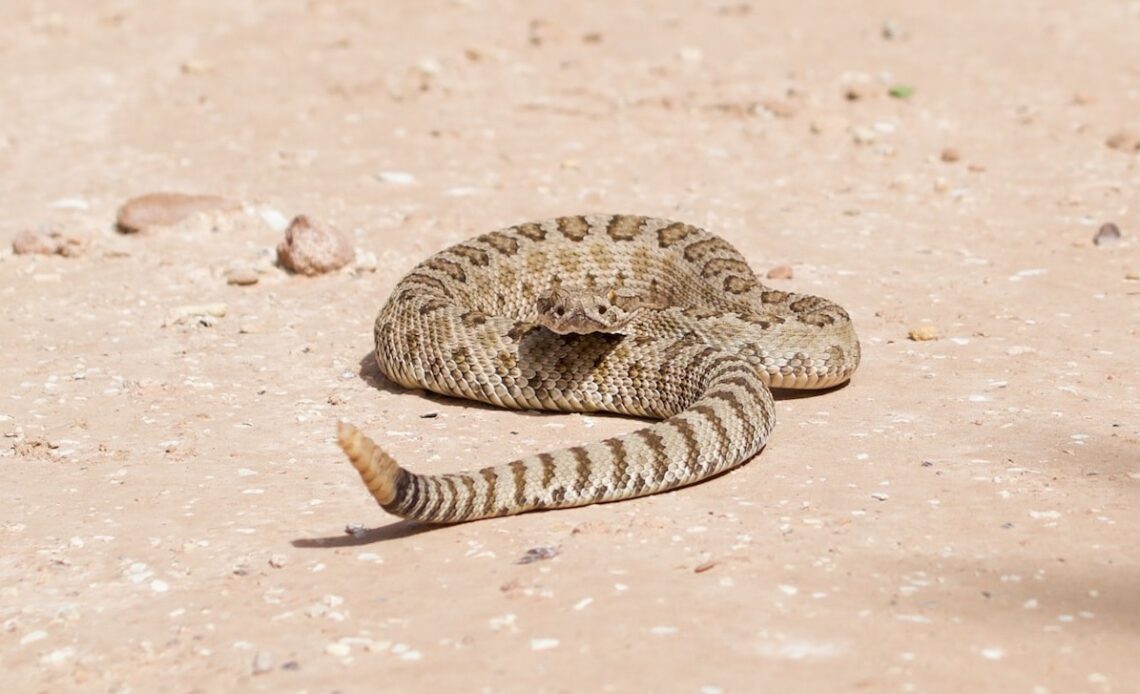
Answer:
337;214;860;523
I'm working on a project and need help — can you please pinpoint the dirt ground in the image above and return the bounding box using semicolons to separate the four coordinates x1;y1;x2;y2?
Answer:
2;1;1138;692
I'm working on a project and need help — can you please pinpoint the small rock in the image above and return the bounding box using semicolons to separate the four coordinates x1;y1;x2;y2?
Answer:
1092;223;1121;247
324;642;351;658
344;523;367;536
166;303;228;328
276;215;353;276
693;560;718;573
940;147;960;163
13;230;60;255
907;325;939;341
268;554;288;568
353;249;378;273
1124;270;1139;281
252;650;274;675
116;193;240;233
1105;131;1139;152
881;20;905;40
678;46;703;64
180;59;213;75
516;546;559;564
281;660;301;671
851;126;877;145
226;266;260;286
374;171;417;185
871;492;890;501
766;265;794;280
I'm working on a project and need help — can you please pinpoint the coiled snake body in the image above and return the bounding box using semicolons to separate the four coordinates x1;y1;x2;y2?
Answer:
338;215;860;523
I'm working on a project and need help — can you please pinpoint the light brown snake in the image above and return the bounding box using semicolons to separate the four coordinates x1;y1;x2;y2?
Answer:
338;215;859;523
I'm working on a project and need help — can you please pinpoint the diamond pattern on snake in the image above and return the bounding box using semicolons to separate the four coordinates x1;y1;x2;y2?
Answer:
337;214;860;523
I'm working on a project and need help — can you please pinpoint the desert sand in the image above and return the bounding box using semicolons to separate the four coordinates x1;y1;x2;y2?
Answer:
2;1;1138;692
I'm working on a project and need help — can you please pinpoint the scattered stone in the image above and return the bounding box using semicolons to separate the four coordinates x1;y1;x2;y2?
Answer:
881;20;906;40
50;197;89;211
516;546;559;564
870;492;890;501
1125;269;1139;281
281;660;301;671
419;412;438;419
940;147;960;163
276;215;353;276
344;523;367;536
766;265;794;280
907;325;939;341
252;650;274;675
324;642;351;658
12;229;84;256
851;126;877;145
258;206;290;232
694;560;718;573
226;266;260;286
530;638;560;651
115;193;239;233
1092;223;1121;247
268;554;288;568
1105;131;1139;152
353;249;378;273
180;59;213;75
374;171;417;185
166;303;228;328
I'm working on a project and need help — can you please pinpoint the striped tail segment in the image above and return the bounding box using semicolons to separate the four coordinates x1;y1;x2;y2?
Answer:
336;354;773;523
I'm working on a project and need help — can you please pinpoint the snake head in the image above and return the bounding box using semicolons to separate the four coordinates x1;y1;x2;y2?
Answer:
535;286;638;335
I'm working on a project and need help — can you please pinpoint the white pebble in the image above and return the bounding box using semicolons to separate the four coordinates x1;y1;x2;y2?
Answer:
150;579;169;593
572;597;593;611
530;638;560;651
252;650;274;674
650;626;678;635
39;646;76;666
258;206;290;232
20;630;48;646
50;197;89;210
980;647;1005;660
325;642;351;657
871;492;890;501
374;171;417;185
777;584;799;596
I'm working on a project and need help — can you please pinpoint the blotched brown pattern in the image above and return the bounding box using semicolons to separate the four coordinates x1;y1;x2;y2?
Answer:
338;215;860;523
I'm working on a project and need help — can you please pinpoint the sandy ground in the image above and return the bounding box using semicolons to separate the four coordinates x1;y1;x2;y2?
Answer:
2;1;1139;692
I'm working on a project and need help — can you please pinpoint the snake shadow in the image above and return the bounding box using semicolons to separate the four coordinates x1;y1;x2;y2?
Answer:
291;350;849;547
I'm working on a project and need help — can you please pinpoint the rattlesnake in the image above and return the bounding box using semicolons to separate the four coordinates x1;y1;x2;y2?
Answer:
337;214;860;523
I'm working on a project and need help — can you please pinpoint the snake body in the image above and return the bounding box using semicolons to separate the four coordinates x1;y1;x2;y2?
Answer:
338;215;860;523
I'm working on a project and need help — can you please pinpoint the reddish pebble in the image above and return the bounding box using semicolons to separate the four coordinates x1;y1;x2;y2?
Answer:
116;192;240;233
276;215;353;276
766;265;794;280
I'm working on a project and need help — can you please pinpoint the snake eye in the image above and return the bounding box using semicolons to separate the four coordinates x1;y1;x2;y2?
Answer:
597;305;607;314
554;306;565;317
